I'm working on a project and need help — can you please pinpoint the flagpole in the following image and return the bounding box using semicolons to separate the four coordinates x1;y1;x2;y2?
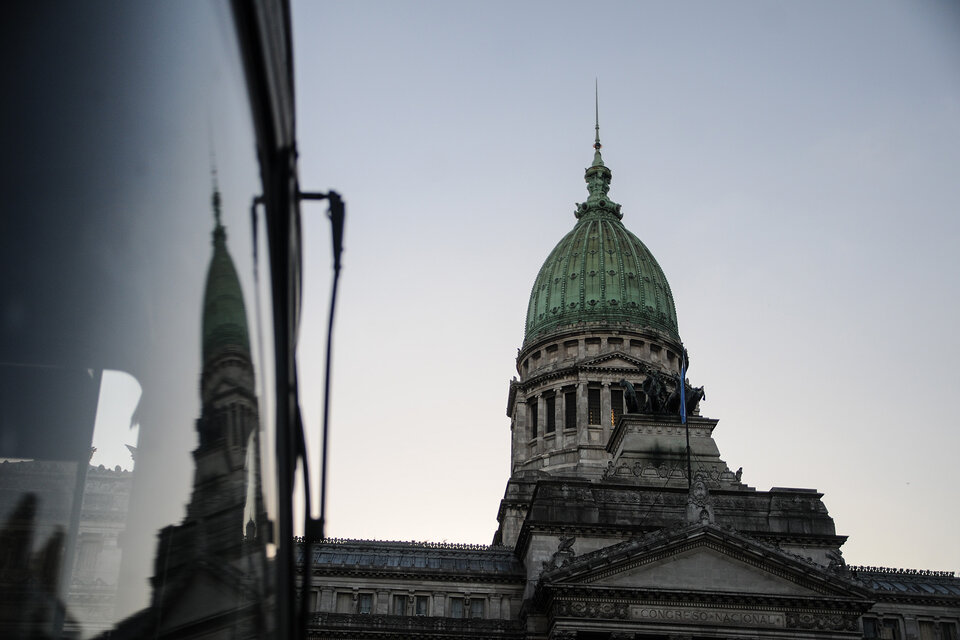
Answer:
681;348;692;491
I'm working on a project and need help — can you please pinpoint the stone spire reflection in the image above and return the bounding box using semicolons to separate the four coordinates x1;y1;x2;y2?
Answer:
106;180;269;639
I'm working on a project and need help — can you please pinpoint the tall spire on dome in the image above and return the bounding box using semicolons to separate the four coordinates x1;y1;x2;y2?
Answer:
592;78;604;168
202;162;250;363
580;80;617;214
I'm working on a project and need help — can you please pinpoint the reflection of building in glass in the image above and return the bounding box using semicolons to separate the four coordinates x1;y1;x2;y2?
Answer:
68;464;134;634
105;185;270;639
0;364;134;638
305;132;960;639
0;457;133;638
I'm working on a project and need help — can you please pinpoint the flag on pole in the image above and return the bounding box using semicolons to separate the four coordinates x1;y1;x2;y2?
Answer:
679;349;688;425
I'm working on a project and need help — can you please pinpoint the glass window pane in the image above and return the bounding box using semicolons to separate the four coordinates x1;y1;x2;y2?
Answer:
545;395;556;433
470;599;484;618
415;595;429;615
359;594;373;614
611;388;624;424
588;388;601;424
529;401;538;438
564;390;577;429
0;4;278;638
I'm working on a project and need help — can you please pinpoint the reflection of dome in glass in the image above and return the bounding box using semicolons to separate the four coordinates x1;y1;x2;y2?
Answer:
524;133;679;345
201;191;250;362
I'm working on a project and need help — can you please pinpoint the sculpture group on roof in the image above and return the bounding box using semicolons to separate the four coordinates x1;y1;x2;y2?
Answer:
619;374;704;417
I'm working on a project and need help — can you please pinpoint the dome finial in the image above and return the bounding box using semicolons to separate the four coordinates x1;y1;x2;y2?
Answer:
211;162;222;226
210;159;226;244
592;78;604;167
580;80;615;211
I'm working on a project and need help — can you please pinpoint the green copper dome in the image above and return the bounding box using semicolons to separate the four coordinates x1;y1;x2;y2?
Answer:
202;189;250;362
524;131;679;344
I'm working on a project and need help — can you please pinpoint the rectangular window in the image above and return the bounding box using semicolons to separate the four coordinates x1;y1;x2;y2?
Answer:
415;595;429;616
335;593;353;614
469;599;484;619
588;387;601;425
610;388;623;425
545;394;556;433
881;619;900;640
392;595;406;616
564;390;576;429
449;597;464;618
529;400;538;438
358;593;373;614
945;622;959;640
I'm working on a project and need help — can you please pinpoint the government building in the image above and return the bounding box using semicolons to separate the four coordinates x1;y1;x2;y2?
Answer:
304;125;960;640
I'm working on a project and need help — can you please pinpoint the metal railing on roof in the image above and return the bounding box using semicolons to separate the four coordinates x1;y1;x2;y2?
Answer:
293;537;507;551
847;565;955;578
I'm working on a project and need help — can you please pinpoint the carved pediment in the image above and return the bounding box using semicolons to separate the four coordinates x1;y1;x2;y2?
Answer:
543;524;865;600
599;546;819;596
579;351;647;371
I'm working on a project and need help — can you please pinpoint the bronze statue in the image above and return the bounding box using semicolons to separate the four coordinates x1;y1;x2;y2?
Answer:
663;377;705;417
619;379;642;413
685;384;705;414
638;375;664;414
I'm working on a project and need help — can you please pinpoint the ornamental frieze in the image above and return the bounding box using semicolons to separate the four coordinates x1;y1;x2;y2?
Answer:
554;600;629;619
786;611;860;632
554;601;842;630
552;484;686;507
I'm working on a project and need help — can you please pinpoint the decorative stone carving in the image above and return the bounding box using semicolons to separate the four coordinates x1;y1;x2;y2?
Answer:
543;536;576;572
554;600;629;619
785;612;859;632
687;473;714;524
826;549;846;572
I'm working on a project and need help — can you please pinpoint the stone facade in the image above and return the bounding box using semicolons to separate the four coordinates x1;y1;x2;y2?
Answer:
305;133;960;639
0;459;133;637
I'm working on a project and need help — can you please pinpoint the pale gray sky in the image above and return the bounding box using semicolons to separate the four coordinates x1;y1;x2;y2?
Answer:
292;1;960;572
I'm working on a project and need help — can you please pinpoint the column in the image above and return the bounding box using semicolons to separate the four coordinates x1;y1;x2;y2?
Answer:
601;381;611;437
578;381;589;444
